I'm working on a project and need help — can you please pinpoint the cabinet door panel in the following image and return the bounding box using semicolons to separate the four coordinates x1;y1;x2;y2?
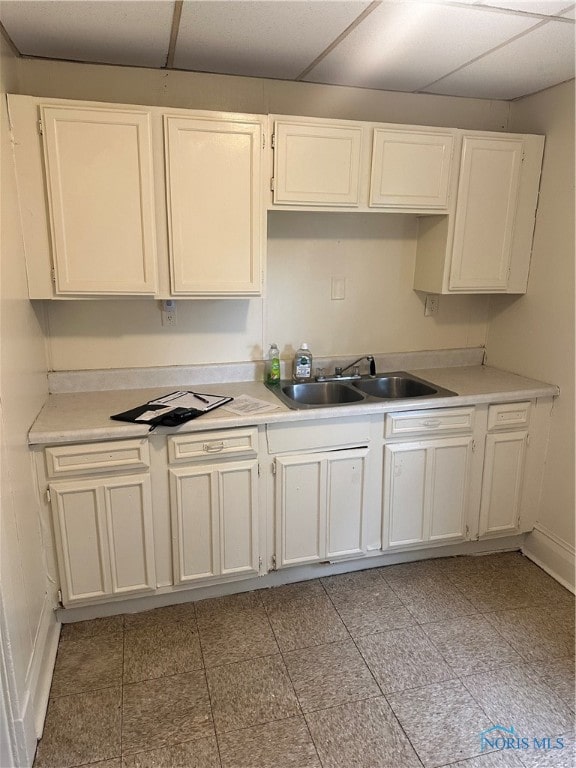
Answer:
450;137;523;291
218;461;259;576
274;122;362;206
41;106;157;294
170;467;219;583
428;439;472;542
370;130;454;209
165;116;262;294
276;456;324;566
105;476;156;594
51;482;111;603
384;445;427;547
480;432;526;536
326;450;368;559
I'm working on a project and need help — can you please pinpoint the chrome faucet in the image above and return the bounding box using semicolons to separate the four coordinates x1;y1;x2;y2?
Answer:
316;355;376;381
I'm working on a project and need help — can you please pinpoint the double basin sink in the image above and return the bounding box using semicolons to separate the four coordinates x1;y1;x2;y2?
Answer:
266;371;457;410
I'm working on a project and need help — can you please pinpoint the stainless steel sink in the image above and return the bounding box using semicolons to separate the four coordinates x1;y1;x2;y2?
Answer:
353;373;439;399
266;371;456;410
278;381;366;408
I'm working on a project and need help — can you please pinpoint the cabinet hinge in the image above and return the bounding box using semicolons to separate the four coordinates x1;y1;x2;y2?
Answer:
271;133;275;148
257;463;261;476
472;440;476;452
271;461;276;475
258;556;263;571
271;554;277;570
51;268;56;284
57;589;63;606
262;134;265;150
38;119;43;136
465;524;470;538
526;433;531;446
46;488;51;503
270;177;275;191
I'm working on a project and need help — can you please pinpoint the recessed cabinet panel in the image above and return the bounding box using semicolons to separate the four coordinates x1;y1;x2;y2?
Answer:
370;130;454;209
276;456;324;567
326;451;367;559
219;461;259;576
51;483;111;602
164;116;262;295
273;122;362;206
41;106;157;295
428;440;471;542
105;478;156;594
170;467;218;582
385;445;427;547
449;137;523;291
479;432;527;536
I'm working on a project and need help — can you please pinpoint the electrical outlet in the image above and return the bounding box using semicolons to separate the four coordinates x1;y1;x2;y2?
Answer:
424;294;440;316
161;300;177;327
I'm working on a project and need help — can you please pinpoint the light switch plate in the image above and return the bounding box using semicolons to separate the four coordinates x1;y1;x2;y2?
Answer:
331;276;346;300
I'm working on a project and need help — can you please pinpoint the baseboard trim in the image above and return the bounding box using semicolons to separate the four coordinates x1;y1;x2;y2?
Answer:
522;523;575;593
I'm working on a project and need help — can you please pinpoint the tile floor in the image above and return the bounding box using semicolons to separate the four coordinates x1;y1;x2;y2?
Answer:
34;552;575;768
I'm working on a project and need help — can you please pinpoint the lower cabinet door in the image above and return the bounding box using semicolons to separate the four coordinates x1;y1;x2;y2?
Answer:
275;448;368;567
384;437;473;549
50;473;156;605
170;459;259;584
479;431;527;537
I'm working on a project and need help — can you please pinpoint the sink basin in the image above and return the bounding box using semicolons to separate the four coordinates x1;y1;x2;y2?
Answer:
353;373;438;399
265;371;456;409
280;382;365;407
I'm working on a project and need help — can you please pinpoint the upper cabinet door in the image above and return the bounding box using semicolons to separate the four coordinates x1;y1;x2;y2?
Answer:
273;121;362;206
164;116;263;295
41;106;158;295
370;129;454;209
449;136;524;291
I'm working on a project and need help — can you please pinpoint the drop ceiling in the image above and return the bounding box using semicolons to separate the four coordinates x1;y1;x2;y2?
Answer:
1;0;574;100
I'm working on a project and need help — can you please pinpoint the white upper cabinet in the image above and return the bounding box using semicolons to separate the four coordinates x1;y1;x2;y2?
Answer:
164;115;264;295
369;129;454;210
41;105;158;295
449;136;523;291
414;131;544;294
272;120;363;206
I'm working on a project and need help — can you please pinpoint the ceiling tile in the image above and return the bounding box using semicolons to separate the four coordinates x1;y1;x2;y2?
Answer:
174;0;372;79
471;0;574;16
422;19;576;99
303;1;541;92
0;0;174;67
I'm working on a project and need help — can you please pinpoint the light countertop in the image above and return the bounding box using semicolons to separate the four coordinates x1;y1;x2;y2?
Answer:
28;365;559;446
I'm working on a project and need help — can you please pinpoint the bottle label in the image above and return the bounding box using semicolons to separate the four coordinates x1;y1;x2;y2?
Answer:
296;358;311;378
269;359;280;381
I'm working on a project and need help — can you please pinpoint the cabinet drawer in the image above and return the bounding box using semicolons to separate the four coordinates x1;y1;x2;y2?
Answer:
168;427;258;464
385;408;474;439
266;417;371;455
45;439;150;478
487;402;531;432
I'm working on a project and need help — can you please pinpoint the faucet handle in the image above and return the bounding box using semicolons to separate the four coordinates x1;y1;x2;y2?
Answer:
334;366;343;377
368;356;376;376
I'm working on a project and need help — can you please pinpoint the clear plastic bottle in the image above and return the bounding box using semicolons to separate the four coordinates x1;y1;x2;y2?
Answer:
293;343;313;382
265;343;281;383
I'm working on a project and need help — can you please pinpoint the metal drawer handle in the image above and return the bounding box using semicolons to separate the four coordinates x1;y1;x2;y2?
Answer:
203;441;225;453
422;419;442;428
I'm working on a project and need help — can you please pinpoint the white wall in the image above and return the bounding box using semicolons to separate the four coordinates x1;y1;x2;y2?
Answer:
0;35;58;766
15;58;510;371
486;80;575;588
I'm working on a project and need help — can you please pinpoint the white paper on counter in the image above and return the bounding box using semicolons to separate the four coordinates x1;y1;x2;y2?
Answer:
220;395;281;415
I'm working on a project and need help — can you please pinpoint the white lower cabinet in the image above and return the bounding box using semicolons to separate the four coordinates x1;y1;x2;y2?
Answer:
383;436;475;549
169;459;259;584
478;402;531;537
50;473;156;605
274;448;369;567
167;428;260;585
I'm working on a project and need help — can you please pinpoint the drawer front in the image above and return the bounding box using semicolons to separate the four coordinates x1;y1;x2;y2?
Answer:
46;439;150;478
266;417;371;455
487;402;531;432
385;408;475;439
168;427;258;464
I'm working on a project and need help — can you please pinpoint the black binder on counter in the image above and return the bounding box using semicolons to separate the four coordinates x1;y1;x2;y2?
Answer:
111;391;233;428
